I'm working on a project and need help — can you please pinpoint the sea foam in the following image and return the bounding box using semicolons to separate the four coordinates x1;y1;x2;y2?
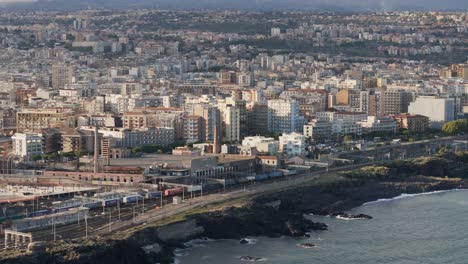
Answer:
363;189;463;205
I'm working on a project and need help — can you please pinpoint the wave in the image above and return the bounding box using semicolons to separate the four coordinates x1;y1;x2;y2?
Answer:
363;189;465;205
335;215;367;221
183;237;215;248
241;237;258;245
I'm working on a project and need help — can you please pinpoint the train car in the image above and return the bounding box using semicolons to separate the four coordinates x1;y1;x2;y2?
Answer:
0;214;26;224
102;198;121;207
255;173;269;181
268;171;283;178
145;191;162;199
28;210;50;218
164;188;183;197
245;176;256;181
83;201;102;209
52;207;73;213
122;195;143;204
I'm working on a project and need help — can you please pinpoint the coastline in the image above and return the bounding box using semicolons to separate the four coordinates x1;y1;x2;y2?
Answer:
175;188;468;264
1;170;467;264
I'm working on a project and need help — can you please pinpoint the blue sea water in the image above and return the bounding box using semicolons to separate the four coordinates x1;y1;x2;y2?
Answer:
177;189;468;264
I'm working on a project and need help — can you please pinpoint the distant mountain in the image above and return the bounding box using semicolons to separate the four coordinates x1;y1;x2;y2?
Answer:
4;0;468;11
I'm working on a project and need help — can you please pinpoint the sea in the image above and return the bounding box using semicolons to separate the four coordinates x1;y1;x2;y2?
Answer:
176;189;468;264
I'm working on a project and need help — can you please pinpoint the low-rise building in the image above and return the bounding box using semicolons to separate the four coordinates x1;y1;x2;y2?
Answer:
393;113;430;133
279;132;306;157
304;120;333;140
242;136;279;155
12;132;43;158
358;116;397;134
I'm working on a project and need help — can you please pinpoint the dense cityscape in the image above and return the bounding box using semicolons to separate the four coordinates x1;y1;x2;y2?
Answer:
0;6;468;264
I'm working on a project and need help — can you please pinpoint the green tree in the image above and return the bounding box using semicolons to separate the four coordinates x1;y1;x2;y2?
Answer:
442;119;468;135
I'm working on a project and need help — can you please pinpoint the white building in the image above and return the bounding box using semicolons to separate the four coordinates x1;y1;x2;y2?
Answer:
242;136;279;155
12;133;43;158
304;120;333;140
331;120;363;136
219;104;240;142
79;126;175;148
268;99;303;134
408;96;455;128
358;116;397;134
271;27;281;37
279;132;306;157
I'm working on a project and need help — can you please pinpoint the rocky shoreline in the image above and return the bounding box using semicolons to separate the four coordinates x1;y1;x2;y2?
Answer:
1;172;467;264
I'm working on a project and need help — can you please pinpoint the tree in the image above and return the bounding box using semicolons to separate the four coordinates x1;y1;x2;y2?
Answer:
442;119;468;135
343;135;354;143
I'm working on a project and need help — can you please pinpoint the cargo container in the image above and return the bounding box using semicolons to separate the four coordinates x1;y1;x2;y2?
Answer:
28;210;50;218
102;198;121;207
122;195;143;204
83;201;102;209
186;185;202;192
164;188;183;197
145;191;162;199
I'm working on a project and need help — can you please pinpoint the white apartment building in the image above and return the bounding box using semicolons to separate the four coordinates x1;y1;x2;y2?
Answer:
268;99;303;134
316;111;368;122
358;116;397;133
279;132;306;157
79;126;175;148
242;136;279;154
304;119;333;139
218;104;240;142
332;119;363;135
408;96;455;128
12;133;43;158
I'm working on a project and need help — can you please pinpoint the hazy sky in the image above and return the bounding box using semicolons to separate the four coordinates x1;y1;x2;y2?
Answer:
0;0;467;10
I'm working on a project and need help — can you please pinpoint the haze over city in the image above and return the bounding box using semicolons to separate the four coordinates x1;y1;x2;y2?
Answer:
1;0;468;10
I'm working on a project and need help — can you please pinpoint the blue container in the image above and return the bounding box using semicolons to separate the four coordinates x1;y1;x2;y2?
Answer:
29;210;50;217
145;191;162;199
84;201;103;209
123;195;143;204
102;198;120;207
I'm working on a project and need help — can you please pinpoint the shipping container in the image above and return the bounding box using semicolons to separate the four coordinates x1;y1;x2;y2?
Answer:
101;198;121;207
83;201;102;209
28;210;50;218
123;195;143;204
145;191;163;199
186;185;202;192
164;188;183;197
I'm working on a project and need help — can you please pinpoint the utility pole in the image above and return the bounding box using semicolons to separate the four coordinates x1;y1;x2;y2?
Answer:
85;212;88;239
117;201;121;220
108;210;112;232
52;216;56;241
142;197;145;214
132;206;135;223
